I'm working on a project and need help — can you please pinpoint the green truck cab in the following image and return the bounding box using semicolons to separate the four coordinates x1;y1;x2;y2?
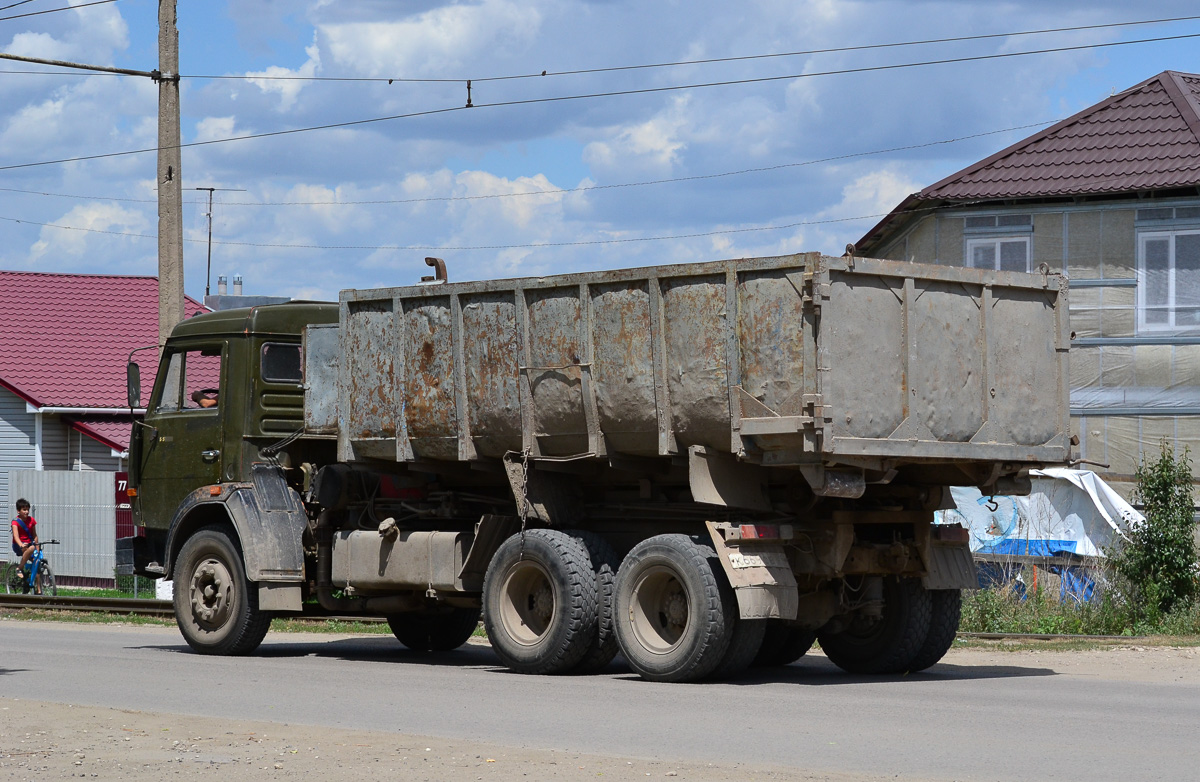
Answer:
120;303;337;649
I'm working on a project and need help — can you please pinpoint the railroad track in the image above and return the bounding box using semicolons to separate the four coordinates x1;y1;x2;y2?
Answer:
0;594;385;623
0;594;174;616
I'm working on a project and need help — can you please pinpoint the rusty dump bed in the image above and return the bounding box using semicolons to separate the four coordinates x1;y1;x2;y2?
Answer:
304;253;1070;470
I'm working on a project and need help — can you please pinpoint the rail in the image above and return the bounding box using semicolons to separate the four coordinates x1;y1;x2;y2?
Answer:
0;594;384;623
0;596;1144;641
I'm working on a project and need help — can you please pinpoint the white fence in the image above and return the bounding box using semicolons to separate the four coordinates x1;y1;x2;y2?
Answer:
8;470;116;581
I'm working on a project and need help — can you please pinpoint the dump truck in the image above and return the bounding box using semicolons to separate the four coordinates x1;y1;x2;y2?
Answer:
120;252;1070;682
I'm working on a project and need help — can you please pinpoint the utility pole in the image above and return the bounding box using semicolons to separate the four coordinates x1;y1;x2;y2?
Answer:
157;0;183;349
193;187;245;297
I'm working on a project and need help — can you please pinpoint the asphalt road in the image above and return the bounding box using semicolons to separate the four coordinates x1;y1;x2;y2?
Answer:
2;621;1196;781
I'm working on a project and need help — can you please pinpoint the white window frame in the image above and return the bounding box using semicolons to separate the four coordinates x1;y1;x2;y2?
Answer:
1137;229;1200;332
965;236;1031;272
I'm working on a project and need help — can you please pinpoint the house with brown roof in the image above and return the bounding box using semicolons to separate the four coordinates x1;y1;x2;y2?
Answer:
0;271;207;518
855;70;1200;502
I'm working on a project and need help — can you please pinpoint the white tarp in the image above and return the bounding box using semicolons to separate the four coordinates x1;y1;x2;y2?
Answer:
935;469;1143;559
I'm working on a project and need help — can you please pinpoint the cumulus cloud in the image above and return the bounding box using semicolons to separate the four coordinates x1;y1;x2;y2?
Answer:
318;0;543;76
246;41;323;111
28;203;150;262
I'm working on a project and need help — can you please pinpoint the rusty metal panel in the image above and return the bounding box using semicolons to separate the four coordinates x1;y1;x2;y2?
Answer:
344;298;396;445
815;256;1069;462
821;273;905;439
736;269;805;414
661;274;729;451
331;253;1068;469
589;281;658;455
984;287;1063;446
401;296;457;461
302;324;339;435
525;286;589;456
461;292;521;458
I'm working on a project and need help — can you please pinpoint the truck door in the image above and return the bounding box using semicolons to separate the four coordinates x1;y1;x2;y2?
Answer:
135;343;226;528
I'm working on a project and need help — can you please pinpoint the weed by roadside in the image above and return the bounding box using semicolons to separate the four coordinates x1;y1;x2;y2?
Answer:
961;582;1200;636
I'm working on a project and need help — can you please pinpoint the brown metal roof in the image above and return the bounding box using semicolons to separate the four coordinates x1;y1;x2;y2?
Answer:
918;70;1200;200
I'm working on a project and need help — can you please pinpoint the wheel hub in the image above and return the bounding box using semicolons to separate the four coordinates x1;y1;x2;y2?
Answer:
498;561;556;646
190;558;233;626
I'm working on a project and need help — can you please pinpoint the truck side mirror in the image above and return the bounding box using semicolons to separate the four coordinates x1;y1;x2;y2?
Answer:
127;361;141;409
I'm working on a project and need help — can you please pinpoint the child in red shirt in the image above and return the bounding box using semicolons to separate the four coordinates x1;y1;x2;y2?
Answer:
10;498;38;572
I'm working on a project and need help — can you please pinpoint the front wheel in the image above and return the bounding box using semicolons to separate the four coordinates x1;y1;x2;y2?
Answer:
173;527;270;656
387;606;481;652
33;562;56;596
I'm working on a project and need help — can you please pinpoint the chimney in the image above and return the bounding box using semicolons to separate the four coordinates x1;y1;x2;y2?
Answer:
233;275;243;296
217;275;228;295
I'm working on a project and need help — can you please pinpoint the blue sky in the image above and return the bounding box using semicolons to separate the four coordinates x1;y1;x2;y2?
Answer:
1;0;1198;301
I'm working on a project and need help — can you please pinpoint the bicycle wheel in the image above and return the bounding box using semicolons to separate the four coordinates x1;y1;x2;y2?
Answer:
34;562;57;596
3;562;23;594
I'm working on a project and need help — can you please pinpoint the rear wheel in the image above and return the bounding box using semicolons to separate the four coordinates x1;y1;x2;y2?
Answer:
173;527;270;656
387;606;481;652
482;529;598;675
753;621;816;667
33;562;56;596
564;530;622;674
907;588;962;672
613;534;735;683
818;577;931;675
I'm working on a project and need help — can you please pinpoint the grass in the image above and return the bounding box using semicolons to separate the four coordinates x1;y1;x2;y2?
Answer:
961;582;1200;637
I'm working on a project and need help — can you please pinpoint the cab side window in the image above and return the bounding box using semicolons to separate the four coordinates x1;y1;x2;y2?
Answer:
155;346;223;412
261;343;302;384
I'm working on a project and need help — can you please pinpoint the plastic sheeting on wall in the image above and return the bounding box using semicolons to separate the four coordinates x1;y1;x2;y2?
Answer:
934;468;1142;559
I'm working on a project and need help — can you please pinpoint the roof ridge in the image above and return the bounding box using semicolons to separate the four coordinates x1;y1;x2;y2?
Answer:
917;70;1200;200
1159;71;1200;143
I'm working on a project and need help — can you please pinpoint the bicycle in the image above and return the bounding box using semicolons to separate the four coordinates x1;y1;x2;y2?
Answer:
4;540;59;596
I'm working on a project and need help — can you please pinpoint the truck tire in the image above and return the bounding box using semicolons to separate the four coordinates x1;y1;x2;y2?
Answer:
386;607;481;652
613;534;735;683
753;621;816;667
564;530;622;674
173;527;271;656
907;588;962;672
482;529;598;675
709;618;766;681
817;577;931;675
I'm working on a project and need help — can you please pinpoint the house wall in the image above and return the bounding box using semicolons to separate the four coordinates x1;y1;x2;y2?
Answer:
0;386;37;518
1;391;124;521
871;196;1200;502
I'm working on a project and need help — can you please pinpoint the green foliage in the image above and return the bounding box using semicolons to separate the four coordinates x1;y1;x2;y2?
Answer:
960;578;1200;637
1110;443;1198;617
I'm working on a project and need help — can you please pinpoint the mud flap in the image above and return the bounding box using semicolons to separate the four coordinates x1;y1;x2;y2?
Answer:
706;522;798;620
922;542;978;590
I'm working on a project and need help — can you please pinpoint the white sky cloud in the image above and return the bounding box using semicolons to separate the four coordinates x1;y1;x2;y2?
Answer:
0;0;1196;298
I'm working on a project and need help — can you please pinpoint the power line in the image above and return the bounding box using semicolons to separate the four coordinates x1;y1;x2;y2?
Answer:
0;118;1062;206
1;29;1195;174
180;13;1200;85
0;196;1038;252
0;1;39;13
0;0;116;24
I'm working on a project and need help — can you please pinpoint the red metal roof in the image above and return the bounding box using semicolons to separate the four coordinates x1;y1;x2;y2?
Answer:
0;270;207;414
919;70;1200;200
66;416;135;453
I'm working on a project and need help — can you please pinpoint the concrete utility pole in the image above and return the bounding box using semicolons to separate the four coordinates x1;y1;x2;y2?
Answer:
157;0;184;349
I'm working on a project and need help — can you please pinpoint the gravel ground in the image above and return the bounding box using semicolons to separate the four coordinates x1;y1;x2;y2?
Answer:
2;641;1197;781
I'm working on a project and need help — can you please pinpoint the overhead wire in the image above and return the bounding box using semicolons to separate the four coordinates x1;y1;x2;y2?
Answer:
180;13;1200;85
0;0;115;24
0;118;1062;206
2;28;1198;173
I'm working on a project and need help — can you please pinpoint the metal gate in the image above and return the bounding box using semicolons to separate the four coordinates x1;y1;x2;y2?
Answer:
8;470;116;582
